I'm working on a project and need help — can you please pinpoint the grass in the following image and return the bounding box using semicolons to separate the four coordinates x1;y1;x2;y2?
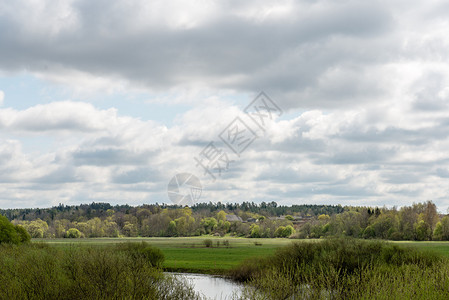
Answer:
34;237;293;274
17;237;449;299
0;242;202;300
34;237;449;275
232;238;449;299
392;240;449;258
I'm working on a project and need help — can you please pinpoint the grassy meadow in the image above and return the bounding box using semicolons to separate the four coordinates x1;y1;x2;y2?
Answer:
3;237;449;299
231;238;449;299
34;237;293;274
33;236;449;274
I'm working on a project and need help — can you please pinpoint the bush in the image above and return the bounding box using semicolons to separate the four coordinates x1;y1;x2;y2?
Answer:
66;228;82;238
0;242;200;299
203;239;213;247
232;237;443;299
115;242;165;268
0;215;30;244
14;225;31;243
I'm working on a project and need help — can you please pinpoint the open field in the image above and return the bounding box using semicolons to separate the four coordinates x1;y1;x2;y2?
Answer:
392;241;449;258
34;237;294;274
33;237;449;274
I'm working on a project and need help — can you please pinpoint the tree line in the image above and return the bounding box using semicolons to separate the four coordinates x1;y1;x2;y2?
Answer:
1;201;448;240
297;201;448;241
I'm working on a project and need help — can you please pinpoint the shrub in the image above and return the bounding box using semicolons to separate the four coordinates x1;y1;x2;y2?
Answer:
14;225;31;243
0;242;200;299
115;242;165;268
66;228;82;238
231;237;443;299
203;239;213;247
0;215;30;244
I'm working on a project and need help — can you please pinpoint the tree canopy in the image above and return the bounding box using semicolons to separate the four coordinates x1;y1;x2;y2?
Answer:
0;214;31;244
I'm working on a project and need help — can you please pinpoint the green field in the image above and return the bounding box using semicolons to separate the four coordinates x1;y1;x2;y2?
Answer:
392;241;449;258
34;237;449;274
34;237;293;274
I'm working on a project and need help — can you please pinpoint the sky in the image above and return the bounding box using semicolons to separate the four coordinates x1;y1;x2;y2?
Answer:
1;0;449;209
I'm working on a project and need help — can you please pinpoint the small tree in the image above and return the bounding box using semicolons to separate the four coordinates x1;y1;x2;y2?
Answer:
203;239;213;247
0;215;30;244
15;225;31;243
283;225;295;237
66;228;82;238
250;224;261;238
216;210;227;222
275;226;286;237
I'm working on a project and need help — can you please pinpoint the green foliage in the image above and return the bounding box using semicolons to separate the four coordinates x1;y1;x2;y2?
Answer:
275;225;295;238
203;239;213;248
233;238;445;299
66;228;82;238
216;210;227;222
0;243;200;299
434;216;449;240
115;242;165;268
275;226;286;237
2;200;448;241
122;221;138;237
201;217;217;234
414;220;430;241
0;215;30;244
283;225;295;237
250;224;261;238
20;219;49;238
14;225;31;243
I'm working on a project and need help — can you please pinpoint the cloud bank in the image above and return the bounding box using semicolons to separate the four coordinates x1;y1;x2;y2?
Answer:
0;0;449;208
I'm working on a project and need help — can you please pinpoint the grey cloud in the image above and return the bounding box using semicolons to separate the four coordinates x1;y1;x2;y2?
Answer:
35;167;80;184
72;148;152;166
112;167;162;184
0;0;395;109
318;146;397;165
412;72;449;112
256;166;333;183
382;172;423;184
313;184;380;197
339;127;431;145
436;168;449;178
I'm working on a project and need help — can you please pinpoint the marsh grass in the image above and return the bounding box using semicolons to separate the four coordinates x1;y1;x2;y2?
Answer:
0;242;203;300
232;238;448;299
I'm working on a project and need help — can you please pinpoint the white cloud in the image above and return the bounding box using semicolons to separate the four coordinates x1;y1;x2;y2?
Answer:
0;0;422;109
0;90;4;106
0;96;449;208
1;1;449;208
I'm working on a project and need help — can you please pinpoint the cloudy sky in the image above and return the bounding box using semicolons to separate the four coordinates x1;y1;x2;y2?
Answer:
1;0;449;209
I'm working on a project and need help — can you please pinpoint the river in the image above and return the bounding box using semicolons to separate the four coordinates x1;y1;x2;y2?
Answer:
168;272;243;300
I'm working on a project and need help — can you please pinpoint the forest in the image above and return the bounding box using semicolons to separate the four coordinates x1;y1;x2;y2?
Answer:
1;200;447;241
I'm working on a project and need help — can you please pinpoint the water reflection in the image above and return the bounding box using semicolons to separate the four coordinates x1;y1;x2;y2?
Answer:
169;272;242;300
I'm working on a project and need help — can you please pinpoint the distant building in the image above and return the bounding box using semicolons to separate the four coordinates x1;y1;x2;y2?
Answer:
269;215;313;225
226;214;243;222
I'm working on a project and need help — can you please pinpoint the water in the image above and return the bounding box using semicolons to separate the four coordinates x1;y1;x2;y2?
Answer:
169;272;243;300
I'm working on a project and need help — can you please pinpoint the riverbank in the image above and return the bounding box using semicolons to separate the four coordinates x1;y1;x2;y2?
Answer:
168;272;243;299
33;237;449;275
34;236;293;275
